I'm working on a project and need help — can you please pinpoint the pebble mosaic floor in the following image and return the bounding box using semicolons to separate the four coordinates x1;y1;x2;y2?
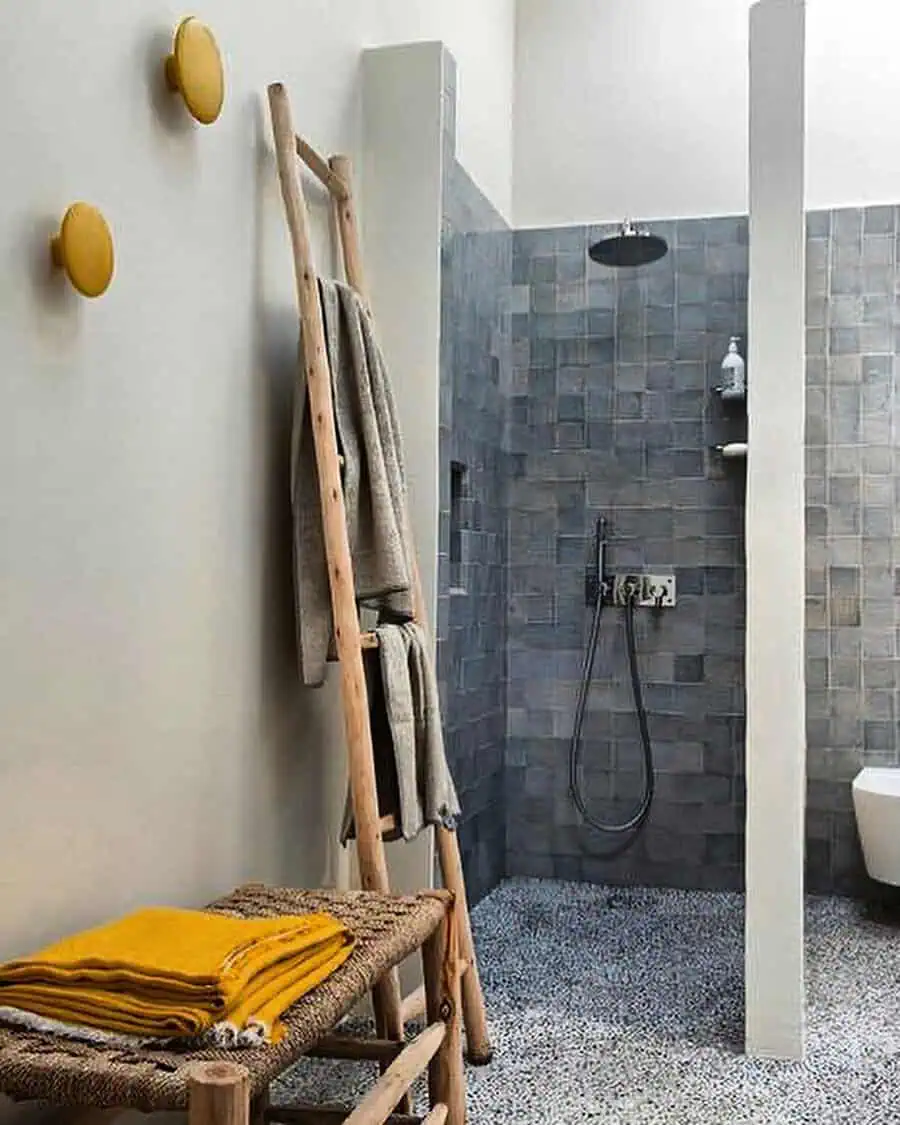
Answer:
274;878;900;1123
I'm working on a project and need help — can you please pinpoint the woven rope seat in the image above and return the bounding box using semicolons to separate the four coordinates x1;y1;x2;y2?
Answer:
0;883;447;1113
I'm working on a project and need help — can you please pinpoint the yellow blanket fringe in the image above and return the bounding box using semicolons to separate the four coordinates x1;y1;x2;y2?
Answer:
0;907;355;1045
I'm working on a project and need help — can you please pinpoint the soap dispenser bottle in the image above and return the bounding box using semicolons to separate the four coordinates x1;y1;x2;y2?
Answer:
718;336;746;401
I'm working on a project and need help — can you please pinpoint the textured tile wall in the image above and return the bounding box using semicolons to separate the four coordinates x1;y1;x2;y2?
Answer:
805;204;900;895
437;54;511;904
505;218;749;891
436;57;894;899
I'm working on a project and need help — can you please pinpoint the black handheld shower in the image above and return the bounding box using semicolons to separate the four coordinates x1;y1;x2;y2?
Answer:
594;515;609;600
587;515;609;608
569;516;656;855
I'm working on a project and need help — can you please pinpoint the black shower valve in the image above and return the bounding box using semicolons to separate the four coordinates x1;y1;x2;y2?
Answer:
621;575;641;603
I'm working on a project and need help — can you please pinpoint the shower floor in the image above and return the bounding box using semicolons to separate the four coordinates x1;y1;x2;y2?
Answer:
274;878;900;1124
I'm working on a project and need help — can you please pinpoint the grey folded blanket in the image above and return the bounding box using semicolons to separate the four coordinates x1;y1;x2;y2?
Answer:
340;622;461;844
292;279;412;687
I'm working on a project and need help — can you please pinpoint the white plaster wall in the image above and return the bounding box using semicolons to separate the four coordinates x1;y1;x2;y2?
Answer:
514;0;900;226
358;42;447;905
0;0;512;991
366;2;515;219
361;44;444;643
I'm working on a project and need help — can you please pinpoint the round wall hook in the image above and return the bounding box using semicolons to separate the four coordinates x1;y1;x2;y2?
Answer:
164;17;224;125
50;203;115;298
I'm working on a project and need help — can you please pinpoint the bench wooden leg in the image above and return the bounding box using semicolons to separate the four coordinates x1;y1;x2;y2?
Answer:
422;901;465;1125
188;1062;250;1125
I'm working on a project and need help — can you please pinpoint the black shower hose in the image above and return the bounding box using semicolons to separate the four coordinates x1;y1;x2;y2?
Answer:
568;587;655;856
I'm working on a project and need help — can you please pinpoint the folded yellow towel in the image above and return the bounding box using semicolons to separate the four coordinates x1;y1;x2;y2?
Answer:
0;907;354;1046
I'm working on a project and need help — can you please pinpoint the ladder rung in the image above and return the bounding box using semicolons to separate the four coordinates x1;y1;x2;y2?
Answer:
294;133;350;201
326;630;378;666
379;813;398;834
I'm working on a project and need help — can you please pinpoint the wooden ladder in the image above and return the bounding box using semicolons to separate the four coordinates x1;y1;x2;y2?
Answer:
266;83;492;1072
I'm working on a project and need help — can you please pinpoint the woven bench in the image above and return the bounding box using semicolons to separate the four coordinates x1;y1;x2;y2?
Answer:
0;884;465;1125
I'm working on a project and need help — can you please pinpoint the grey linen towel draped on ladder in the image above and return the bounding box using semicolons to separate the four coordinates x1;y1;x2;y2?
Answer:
292;278;411;687
340;622;461;844
293;278;460;841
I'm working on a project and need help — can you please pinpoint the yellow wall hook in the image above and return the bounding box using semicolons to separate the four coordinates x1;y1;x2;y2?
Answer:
50;203;115;299
164;17;224;125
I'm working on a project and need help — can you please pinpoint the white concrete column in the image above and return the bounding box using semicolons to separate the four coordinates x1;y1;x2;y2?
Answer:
745;0;807;1059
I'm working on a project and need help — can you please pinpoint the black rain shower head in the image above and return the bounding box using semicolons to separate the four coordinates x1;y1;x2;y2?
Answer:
589;220;669;268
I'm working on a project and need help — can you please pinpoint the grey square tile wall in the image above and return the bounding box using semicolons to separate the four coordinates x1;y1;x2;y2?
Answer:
805;204;900;895
437;51;511;905
437;57;892;902
506;218;748;891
